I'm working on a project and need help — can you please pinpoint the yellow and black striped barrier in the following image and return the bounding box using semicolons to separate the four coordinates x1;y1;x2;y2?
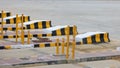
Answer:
25;20;52;29
0;26;77;39
0;20;52;31
2;15;30;24
76;32;110;44
0;42;57;49
52;26;78;36
0;11;11;18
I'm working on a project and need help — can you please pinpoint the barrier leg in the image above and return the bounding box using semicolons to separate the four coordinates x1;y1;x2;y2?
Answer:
27;31;30;44
62;38;65;54
72;25;77;59
1;11;4;39
56;38;59;55
21;14;24;45
66;25;70;59
16;14;18;43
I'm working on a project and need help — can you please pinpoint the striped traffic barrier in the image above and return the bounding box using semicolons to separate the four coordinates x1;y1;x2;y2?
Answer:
0;20;52;31
3;15;30;24
0;42;57;49
24;20;52;29
76;32;110;44
0;11;11;18
0;25;77;39
51;25;77;36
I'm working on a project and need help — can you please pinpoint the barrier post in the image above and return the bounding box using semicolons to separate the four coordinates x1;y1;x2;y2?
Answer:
21;14;24;45
72;25;77;59
56;38;59;55
27;31;30;44
1;11;4;39
66;25;70;59
16;14;18;43
62;38;65;54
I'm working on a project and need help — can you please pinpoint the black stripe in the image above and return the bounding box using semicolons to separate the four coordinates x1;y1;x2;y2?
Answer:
24;35;28;37
33;35;37;37
100;34;104;43
7;13;11;16
12;28;16;30
69;27;73;35
49;21;52;27
13;18;16;24
0;46;5;49
61;28;65;35
76;42;81;45
34;44;39;48
3;28;7;30
28;16;30;21
6;19;10;24
52;31;56;36
3;36;8;38
92;35;96;43
83;38;87;44
42;34;47;37
42;21;46;28
13;35;16;38
0;13;1;18
26;25;30;29
45;44;50;47
34;22;38;29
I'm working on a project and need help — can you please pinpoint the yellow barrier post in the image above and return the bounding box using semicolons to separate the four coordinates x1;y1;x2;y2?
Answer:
1;11;4;39
66;25;70;59
21;14;24;45
72;25;77;59
27;31;30;44
62;38;65;55
56;38;59;55
16;14;18;43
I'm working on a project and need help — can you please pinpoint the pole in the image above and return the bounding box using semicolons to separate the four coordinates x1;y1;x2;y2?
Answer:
21;14;24;45
66;25;70;59
56;38;59;55
16;14;18;43
62;38;65;54
72;25;77;59
27;30;30;44
1;11;4;39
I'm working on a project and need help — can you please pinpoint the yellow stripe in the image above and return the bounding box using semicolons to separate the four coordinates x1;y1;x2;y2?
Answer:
30;34;33;38
47;34;51;37
8;35;14;38
87;36;92;44
0;28;2;31
0;35;3;39
104;33;109;42
3;13;6;18
38;21;42;29
95;34;100;42
30;24;34;29
18;17;21;23
24;16;27;22
65;27;67;35
8;27;12;30
10;19;14;24
50;43;56;47
39;43;45;48
5;45;11;49
46;21;50;28
65;26;70;35
56;29;61;36
38;34;42;38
